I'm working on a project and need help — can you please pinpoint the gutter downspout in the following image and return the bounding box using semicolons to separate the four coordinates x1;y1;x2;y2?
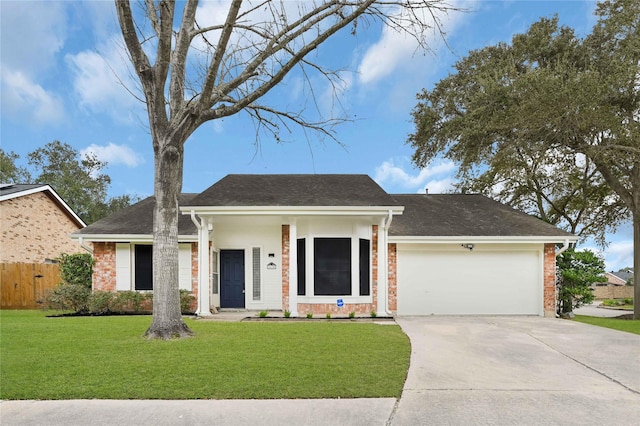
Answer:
380;210;394;316
78;237;93;254
556;239;570;256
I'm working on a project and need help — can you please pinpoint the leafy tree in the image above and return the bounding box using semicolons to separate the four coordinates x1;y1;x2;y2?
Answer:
408;0;639;318
114;0;458;338
0;149;31;183
27;140;138;224
556;249;605;315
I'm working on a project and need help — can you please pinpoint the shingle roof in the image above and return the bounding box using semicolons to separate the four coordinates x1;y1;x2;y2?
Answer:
186;174;400;207
75;194;198;236
389;194;575;238
0;183;47;198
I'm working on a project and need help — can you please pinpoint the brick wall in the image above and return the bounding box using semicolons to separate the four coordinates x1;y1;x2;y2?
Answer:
543;243;556;317
281;225;290;310
0;192;84;263
297;303;375;316
93;242;116;291
593;285;634;300
388;243;397;312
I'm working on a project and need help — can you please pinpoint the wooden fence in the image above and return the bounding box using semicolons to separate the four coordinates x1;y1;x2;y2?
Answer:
0;263;61;309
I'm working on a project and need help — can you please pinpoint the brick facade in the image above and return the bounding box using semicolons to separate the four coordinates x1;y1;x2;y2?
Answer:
281;225;290;310
93;242;117;291
388;243;397;312
0;192;84;263
91;242;198;293
543;243;557;317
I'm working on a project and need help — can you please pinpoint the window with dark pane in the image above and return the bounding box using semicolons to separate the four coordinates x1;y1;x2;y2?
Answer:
297;238;306;296
314;238;351;296
359;239;370;296
134;245;153;291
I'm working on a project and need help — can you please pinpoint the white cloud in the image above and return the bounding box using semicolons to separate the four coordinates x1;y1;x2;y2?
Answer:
0;67;65;125
374;157;457;193
602;241;634;272
66;36;142;123
357;1;471;85
0;1;67;75
81;143;144;168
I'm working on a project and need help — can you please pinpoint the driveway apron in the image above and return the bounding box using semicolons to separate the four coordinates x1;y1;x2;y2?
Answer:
393;316;640;426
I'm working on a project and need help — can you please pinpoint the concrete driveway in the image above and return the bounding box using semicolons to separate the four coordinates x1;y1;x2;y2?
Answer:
392;316;640;426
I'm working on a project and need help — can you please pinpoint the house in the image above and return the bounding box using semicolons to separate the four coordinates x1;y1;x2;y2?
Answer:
0;184;86;263
598;272;627;286
72;174;577;317
593;269;634;300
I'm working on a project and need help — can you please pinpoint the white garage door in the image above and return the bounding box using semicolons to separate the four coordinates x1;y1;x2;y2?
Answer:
397;245;542;316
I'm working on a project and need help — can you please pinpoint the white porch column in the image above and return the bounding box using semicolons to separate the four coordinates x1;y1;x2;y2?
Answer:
377;217;387;316
288;221;299;317
196;218;212;316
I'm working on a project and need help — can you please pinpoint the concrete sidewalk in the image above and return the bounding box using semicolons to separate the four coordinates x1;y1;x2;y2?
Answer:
0;399;396;426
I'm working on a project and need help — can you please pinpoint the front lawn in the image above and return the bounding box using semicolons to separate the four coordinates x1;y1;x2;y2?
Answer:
573;315;640;335
0;310;410;400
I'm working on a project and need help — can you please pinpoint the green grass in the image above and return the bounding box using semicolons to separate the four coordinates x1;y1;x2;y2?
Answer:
0;310;410;400
573;315;640;335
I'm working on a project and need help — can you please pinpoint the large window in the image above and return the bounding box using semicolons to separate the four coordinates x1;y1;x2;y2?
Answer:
134;245;153;290
359;239;370;296
297;239;306;296
314;238;351;296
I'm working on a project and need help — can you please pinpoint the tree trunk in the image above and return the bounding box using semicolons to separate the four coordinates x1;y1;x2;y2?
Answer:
634;211;639;319
144;139;193;339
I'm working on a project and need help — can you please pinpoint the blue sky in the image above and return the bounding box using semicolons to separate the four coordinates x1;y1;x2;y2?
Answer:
0;0;633;271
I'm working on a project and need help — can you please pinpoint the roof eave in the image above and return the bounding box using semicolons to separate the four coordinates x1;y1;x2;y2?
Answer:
181;205;405;216
389;235;579;244
1;184;86;228
70;234;197;243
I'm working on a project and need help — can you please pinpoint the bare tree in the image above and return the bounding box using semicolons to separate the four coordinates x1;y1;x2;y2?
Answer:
115;0;457;339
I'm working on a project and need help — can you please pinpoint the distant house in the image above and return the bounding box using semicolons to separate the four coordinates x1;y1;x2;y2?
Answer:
599;272;627;286
611;269;634;285
73;174;577;318
0;184;86;263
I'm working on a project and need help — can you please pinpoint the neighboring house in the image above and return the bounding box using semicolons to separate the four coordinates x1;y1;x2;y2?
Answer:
0;184;86;263
612;269;634;285
593;270;634;300
72;174;577;318
597;272;627;286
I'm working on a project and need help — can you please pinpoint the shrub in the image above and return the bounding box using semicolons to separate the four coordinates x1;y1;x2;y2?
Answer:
349;311;355;318
326;312;331;319
306;312;313;319
43;283;91;313
89;291;117;314
370;311;377;318
42;253;95;313
284;310;291;318
259;310;269;318
58;253;94;289
115;291;149;313
180;290;196;314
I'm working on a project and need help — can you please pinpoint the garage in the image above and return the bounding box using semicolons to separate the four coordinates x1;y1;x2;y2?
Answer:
396;244;542;316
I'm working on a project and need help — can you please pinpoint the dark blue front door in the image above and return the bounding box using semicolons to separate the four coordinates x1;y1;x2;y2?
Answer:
220;250;245;308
